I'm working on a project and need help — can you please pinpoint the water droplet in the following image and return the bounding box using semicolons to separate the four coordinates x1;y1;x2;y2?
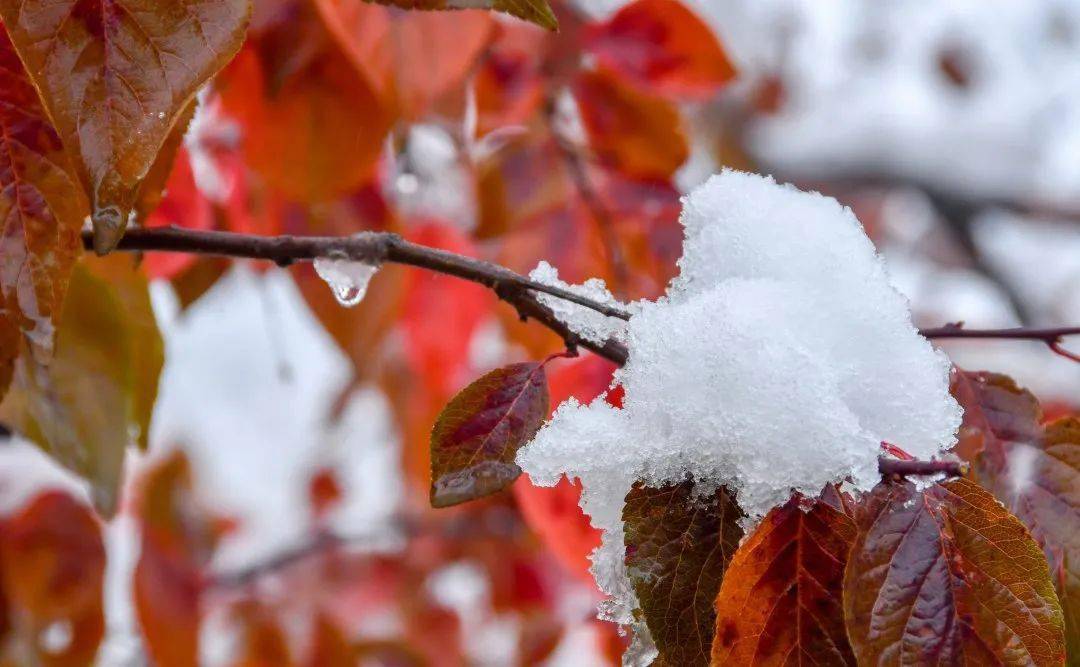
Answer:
314;256;379;307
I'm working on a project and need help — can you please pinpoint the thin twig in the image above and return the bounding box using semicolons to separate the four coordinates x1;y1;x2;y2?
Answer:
89;228;1080;365
83;227;631;364
878;458;968;478
921;323;1080;362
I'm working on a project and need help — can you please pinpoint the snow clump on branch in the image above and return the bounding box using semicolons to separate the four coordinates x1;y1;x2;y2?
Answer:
516;169;962;636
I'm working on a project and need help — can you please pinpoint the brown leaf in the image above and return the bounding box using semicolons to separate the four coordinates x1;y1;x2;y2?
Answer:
622;480;744;667
0;0;251;252
430;362;549;508
573;67;688;180
0;254;163;514
0;491;106;667
356;0;556;31
711;495;855;666
844;478;1066;665
0;28;86;403
952;370;1080;660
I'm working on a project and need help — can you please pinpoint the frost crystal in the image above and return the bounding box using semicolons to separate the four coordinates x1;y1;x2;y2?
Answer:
314;256;379;307
516;170;962;639
528;261;627;344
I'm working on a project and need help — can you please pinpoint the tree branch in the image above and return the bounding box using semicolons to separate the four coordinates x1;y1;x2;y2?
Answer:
878;457;968;478
83;227;631;364
921;323;1080;362
89;228;1080;366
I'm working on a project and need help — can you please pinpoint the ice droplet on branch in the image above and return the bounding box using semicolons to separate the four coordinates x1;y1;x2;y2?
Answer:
515;170;963;651
313;256;379;307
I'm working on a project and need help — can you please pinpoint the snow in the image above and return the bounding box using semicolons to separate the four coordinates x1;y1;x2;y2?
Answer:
528;261;627;345
313;255;379;307
516;170;962;648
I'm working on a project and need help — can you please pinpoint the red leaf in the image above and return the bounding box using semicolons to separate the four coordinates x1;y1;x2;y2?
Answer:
0;0;249;251
316;0;495;119
951;369;1080;657
623;480;744;666
218;14;393;203
134;452;217;667
143;148;214;281
0;491;105;667
473;23;548;136
844;478;1066;665
0;27;85;402
573;68;688;180
711;495;854;666
584;0;735;99
401;222;493;396
430;361;549;507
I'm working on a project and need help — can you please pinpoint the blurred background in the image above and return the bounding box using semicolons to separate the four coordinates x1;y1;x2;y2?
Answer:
4;0;1079;664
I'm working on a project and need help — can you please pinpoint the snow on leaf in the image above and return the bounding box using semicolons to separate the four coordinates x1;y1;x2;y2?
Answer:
952;369;1080;658
516;170;961;648
711;494;855;666
623;480;744;667
844;478;1066;666
0;0;251;252
430;362;549;508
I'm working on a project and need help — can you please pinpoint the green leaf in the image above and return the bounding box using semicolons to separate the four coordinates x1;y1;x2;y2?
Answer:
623;480;744;666
0;255;164;515
844;478;1066;665
430;362;549;508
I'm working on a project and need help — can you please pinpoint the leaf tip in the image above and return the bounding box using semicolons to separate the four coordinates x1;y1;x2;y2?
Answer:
91;206;128;255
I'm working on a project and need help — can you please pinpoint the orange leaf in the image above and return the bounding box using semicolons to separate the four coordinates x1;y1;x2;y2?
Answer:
472;22;548;136
0;0;250;251
711;495;853;666
0;491;106;667
316;0;495;119
0;28;85;402
134;452;216;667
333;0;555;31
844;478;1065;665
573;68;688;179
218;16;393;203
585;0;735;99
